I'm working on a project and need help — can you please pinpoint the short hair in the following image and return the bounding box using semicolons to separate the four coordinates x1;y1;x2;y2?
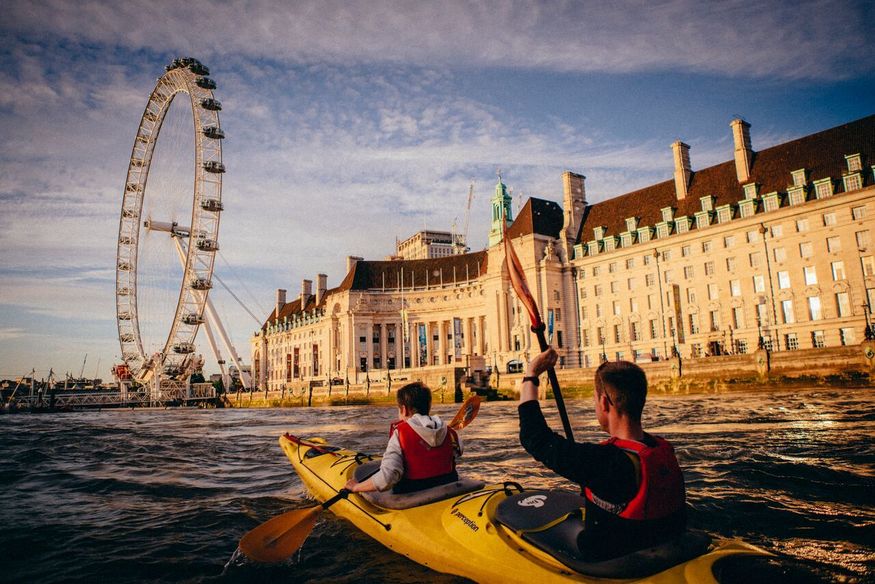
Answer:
594;360;647;421
396;382;432;415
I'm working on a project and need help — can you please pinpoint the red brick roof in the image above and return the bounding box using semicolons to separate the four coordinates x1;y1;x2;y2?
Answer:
577;114;875;243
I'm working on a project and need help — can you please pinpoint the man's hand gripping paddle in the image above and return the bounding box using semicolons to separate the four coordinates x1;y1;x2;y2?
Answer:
239;395;482;562
503;223;574;441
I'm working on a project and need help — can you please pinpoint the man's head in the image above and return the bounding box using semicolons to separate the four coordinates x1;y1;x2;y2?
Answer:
594;360;648;424
396;382;432;417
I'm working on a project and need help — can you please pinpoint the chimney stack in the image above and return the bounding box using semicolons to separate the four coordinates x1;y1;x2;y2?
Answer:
731;118;753;183
275;288;286;319
315;273;327;306
300;279;312;308
672;140;691;200
562;171;587;241
346;255;363;275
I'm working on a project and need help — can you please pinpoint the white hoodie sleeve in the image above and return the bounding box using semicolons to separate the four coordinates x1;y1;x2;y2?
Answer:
371;431;404;492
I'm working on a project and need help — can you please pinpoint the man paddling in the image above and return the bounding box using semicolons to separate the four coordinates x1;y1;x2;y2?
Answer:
518;347;686;561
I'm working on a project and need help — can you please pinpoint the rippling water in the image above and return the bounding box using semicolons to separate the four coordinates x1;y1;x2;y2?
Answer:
1;388;873;583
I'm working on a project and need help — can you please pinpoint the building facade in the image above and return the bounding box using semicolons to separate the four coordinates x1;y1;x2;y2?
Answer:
251;115;875;391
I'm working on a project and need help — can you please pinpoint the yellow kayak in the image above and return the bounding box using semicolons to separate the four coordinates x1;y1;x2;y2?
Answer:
279;433;772;583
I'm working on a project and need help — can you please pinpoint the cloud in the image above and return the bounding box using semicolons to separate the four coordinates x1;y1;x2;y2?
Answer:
3;0;873;81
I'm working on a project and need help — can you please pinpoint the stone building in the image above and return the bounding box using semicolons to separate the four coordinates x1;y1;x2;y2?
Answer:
251;115;875;391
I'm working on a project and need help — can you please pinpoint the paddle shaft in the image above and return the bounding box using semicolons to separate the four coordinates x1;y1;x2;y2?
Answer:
532;322;574;441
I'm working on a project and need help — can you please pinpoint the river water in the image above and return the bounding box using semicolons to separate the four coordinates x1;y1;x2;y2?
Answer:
1;387;872;583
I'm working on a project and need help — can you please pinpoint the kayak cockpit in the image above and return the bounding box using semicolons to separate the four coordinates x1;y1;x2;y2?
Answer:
494;489;713;579
353;461;485;510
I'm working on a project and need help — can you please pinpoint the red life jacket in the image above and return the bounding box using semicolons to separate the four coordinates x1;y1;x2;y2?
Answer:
393;419;457;480
585;435;685;520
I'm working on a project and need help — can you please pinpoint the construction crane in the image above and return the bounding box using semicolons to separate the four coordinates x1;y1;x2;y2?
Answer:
461;182;474;253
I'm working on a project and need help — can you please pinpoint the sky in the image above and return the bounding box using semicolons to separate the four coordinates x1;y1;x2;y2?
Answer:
1;0;873;381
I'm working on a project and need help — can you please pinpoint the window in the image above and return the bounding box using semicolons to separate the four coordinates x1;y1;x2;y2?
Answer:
732;306;744;329
814;179;833;199
781;299;795;324
785;333;799;350
661;207;674;222
649;319;658;339
856;230;871;249
730;279;742;296
811;330;825;348
629;297;639;313
778;271;791;289
709;310;720;332
799;242;814;258
614;324;622;343
682;245;691;257
735;339;749;354
843;174;862;192
643;254;652;265
763;194;780;212
846;153;862;172
662;249;673;261
645;273;656;287
852;206;867;221
804;266;818;285
689;314;699;334
747;230;760;243
826;236;841;253
823;212;837;227
594;284;603;297
808;296;822;321
740;200;756;219
664;270;674;284
791;169;807;186
656;223;670;239
631;321;641;342
717;206;733;223
581;306;588;320
724;235;736;248
796;218;809;232
749;252;763;268
684;265;695;279
609;262;617;273
756;303;769;327
773;247;787;262
708;283;719;300
788;187;806;206
596;304;603;318
863;256;875;277
836;292;851;317
840;328;855;346
691;343;703;358
626;258;636;269
771;225;783;237
704;261;715;276
593;266;602;277
744;183;758;199
831;261;846;281
582;329;590;347
628;277;638;291
726;257;736;272
702;240;713;253
613;301;622;316
687;288;697;304
610;281;619;294
753;274;765;293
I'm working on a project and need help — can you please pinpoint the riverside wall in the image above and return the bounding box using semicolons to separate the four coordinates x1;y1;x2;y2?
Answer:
226;342;875;407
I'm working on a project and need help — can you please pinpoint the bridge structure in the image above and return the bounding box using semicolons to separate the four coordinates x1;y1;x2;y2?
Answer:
3;382;218;412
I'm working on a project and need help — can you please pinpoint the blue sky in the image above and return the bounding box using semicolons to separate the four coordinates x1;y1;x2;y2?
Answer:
1;0;873;380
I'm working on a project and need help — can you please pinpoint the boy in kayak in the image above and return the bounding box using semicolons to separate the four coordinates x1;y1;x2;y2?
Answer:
518;348;686;561
344;382;462;494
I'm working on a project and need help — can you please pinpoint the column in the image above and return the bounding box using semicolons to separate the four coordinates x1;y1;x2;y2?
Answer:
425;322;433;366
438;320;447;365
366;322;374;371
380;323;389;370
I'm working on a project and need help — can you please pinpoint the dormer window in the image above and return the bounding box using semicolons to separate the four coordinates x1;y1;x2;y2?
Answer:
675;216;690;234
846;153;862;172
661;207;675;222
843;173;862;193
637;226;653;243
594;226;606;240
814;178;833;199
716;204;733;224
788;186;806;206
763;192;781;212
738;199;756;218
603;236;617;251
656;222;671;239
620;232;634;248
573;243;585;259
587;240;600;255
743;183;758;200
625;217;639;232
695;210;712;229
700;195;715;212
791;169;807;187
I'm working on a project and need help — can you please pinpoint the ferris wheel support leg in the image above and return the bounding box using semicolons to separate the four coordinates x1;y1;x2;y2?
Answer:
203;296;252;390
199;309;230;391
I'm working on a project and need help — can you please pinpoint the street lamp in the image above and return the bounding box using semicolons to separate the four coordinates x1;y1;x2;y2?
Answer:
859;247;874;340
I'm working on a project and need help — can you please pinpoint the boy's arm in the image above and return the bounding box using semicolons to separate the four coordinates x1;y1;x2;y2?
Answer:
346;432;404;493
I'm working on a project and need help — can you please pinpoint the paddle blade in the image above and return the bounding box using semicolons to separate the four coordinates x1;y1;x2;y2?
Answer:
449;395;481;431
502;221;542;328
239;505;321;563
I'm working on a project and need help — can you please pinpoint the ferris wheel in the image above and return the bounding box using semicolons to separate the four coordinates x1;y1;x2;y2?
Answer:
115;57;224;384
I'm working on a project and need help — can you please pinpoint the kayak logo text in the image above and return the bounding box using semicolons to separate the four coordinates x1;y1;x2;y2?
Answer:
518;495;547;508
450;508;479;532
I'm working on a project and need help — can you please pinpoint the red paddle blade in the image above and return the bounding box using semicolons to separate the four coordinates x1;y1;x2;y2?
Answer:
449;395;481;430
503;221;542;328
